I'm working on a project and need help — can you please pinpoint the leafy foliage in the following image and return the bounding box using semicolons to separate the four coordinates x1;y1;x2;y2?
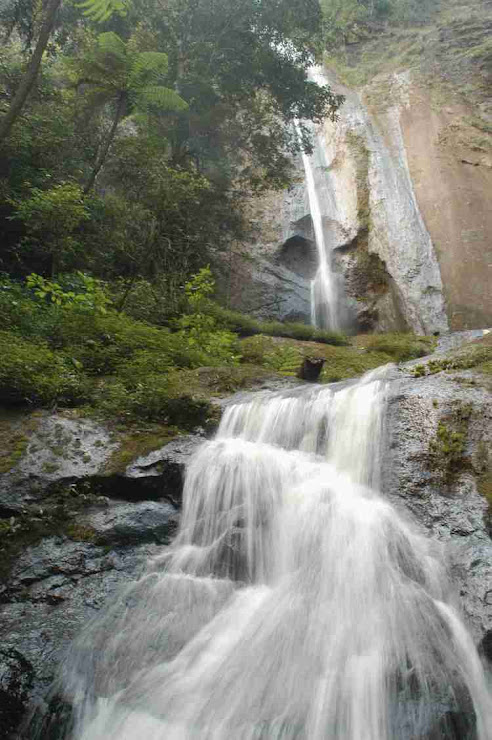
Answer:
76;0;130;23
0;330;89;404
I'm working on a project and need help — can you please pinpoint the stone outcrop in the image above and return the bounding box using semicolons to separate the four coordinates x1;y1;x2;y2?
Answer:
0;425;204;736
384;365;492;654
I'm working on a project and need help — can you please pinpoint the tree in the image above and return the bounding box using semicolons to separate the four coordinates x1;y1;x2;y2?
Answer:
128;0;343;188
74;31;188;192
9;183;90;275
0;0;62;144
0;0;131;146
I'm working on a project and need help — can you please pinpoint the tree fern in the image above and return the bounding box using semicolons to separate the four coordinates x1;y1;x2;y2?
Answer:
97;31;128;62
129;52;169;88
75;0;129;23
137;85;188;111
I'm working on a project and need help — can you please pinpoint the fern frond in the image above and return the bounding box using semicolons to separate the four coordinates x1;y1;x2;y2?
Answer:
97;32;127;62
76;0;128;23
137;85;188;112
130;52;169;88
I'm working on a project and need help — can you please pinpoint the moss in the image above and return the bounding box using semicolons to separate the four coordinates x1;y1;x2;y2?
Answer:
0;433;29;474
428;402;473;484
0;410;44;474
477;472;492;506
41;462;61;474
104;425;181;474
355;332;434;360
65;523;97;542
240;334;394;382
410;335;492;378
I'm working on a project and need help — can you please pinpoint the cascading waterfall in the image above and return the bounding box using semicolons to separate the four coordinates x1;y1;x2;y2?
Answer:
56;367;492;740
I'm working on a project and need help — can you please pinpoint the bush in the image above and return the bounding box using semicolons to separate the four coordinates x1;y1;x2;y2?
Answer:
0;331;89;405
94;370;219;429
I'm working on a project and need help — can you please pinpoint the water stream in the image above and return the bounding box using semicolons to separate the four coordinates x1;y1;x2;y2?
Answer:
58;366;492;740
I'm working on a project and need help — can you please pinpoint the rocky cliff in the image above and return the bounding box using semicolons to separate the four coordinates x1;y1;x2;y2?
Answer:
228;0;492;334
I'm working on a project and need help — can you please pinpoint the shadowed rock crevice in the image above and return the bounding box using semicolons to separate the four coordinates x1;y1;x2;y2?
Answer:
277;235;317;280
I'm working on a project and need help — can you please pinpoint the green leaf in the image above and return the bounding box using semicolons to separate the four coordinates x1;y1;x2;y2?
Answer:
76;0;128;23
130;52;169;88
97;32;128;62
136;86;188;112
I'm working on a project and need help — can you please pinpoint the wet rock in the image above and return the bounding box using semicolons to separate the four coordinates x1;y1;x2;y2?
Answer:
83;500;179;546
0;537;153;717
0;414;118;515
478;629;492;663
0;649;34;737
383;370;492;644
121;435;204;506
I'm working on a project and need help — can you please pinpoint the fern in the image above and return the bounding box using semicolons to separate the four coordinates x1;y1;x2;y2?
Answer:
76;0;129;23
130;52;169;87
97;31;128;62
137;85;188;111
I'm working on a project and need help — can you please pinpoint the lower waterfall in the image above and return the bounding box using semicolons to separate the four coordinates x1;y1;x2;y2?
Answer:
57;368;492;740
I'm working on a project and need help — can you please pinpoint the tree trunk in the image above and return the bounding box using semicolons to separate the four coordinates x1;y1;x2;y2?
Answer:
83;93;126;194
0;0;62;145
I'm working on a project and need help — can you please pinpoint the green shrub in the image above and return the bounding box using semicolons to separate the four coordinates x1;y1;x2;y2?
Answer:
0;331;89;405
94;371;218;429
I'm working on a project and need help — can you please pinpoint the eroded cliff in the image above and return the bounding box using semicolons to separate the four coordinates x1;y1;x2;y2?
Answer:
229;0;492;333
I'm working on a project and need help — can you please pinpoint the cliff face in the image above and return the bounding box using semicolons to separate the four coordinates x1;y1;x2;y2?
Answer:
230;0;492;334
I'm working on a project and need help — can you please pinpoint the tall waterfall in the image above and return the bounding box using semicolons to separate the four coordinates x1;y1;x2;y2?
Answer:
58;369;492;740
299;140;339;331
295;88;340;332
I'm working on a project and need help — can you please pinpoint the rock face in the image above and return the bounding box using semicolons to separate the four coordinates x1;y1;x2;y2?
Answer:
383;367;492;653
0;425;205;737
228;5;492;333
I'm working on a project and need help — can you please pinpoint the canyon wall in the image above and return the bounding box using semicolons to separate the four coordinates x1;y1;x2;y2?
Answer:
228;2;492;334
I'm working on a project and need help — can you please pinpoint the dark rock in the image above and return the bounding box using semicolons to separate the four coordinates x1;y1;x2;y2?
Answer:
121;435;204;506
0;649;34;738
0;537;153;724
478;629;492;663
84;500;179;546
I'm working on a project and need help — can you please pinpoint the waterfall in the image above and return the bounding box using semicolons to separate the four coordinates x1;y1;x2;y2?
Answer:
300;142;339;331
58;369;492;740
295;115;339;331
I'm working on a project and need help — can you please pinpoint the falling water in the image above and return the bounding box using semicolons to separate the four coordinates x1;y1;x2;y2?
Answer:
295;118;339;331
56;368;492;740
